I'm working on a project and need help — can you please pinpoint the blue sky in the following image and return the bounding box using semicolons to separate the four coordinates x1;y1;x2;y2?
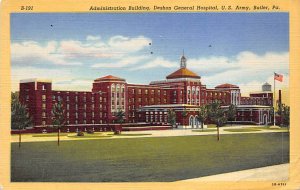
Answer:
11;13;289;95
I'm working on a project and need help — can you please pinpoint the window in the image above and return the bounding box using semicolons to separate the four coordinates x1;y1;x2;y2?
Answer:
132;89;135;94
42;103;46;109
42;121;46;125
67;104;69;110
42;95;46;101
83;96;86;102
67;112;69;117
164;90;167;95
145;89;148;95
75;112;78;118
138;89;142;94
26;95;29;101
42;112;46;118
66;96;69;101
42;85;46;90
75;96;78;102
151;90;154;95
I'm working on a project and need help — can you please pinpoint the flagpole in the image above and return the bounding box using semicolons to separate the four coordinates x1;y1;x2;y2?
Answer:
273;72;276;126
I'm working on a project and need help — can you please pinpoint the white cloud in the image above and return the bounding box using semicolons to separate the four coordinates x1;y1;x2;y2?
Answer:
11;41;82;66
108;35;151;53
200;51;289;89
11;66;74;92
238;74;289;101
188;56;237;73
130;57;177;70
54;79;92;91
91;55;150;68
86;35;101;41
11;35;152;66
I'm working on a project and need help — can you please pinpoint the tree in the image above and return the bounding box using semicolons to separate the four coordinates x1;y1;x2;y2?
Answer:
269;107;274;125
227;104;237;126
197;105;208;131
276;101;283;125
11;92;32;148
207;101;227;141
167;109;176;128
181;108;188;129
281;104;290;128
52;100;65;146
115;109;125;134
115;109;125;124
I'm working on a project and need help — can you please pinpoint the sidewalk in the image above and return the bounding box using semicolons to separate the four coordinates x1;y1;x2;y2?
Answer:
11;125;288;142
180;164;289;181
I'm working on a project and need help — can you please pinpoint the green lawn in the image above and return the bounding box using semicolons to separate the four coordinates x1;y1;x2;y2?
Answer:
114;133;152;136
207;124;217;128
11;132;289;182
248;126;289;131
32;133;69;137
224;128;262;132
192;129;217;132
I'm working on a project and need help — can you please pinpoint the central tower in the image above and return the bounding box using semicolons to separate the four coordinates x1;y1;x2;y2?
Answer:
180;51;187;68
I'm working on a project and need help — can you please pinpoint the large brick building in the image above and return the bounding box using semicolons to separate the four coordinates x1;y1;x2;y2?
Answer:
19;54;274;130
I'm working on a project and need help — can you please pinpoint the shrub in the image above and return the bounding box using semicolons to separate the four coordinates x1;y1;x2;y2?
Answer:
87;130;94;134
77;131;84;136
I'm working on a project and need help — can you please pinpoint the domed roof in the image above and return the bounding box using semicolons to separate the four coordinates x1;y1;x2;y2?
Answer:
94;75;125;82
215;83;239;89
166;68;201;79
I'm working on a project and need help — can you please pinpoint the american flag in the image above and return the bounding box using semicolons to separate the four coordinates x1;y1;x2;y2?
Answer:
274;73;283;82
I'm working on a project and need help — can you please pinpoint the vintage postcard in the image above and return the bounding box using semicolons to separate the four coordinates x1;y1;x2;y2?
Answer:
0;0;300;189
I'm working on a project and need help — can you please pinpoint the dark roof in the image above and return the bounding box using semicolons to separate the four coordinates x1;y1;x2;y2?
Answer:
166;68;200;79
94;75;125;82
215;83;239;89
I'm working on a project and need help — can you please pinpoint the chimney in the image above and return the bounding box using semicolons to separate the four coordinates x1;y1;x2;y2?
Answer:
278;90;282;105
